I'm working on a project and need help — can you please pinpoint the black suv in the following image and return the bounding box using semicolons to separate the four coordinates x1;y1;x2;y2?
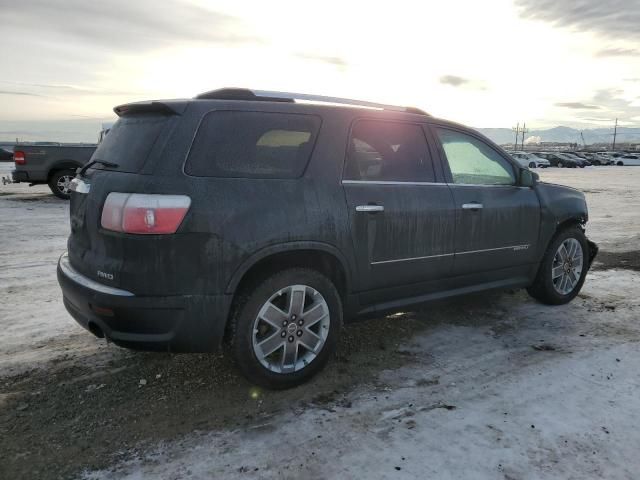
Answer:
57;88;597;388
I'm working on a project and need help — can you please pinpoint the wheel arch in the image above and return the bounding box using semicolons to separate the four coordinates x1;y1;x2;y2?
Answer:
48;160;82;179
227;243;351;301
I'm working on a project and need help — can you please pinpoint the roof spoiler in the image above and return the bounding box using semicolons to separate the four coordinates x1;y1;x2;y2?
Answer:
113;101;186;117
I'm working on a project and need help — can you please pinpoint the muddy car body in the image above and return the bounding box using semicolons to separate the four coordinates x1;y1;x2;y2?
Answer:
57;89;597;388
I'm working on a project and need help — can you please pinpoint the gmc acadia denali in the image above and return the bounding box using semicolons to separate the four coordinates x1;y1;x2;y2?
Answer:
57;88;598;388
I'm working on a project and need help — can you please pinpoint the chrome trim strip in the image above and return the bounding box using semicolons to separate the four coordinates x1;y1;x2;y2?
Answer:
456;244;530;255
356;205;384;212
449;183;529;189
370;244;530;265
58;252;134;297
342;180;447;186
371;253;454;265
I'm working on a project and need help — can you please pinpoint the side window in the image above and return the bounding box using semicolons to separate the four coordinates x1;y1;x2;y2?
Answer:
344;120;435;182
186;111;320;178
435;128;515;185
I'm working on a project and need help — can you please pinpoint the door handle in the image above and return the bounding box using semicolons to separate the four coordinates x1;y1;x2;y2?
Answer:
356;205;384;213
462;202;483;210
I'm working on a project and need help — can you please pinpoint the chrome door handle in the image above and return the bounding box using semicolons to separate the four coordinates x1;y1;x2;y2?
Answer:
356;205;384;212
462;202;483;210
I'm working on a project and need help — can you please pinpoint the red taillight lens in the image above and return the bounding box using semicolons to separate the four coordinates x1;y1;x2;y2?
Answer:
14;151;26;165
101;193;191;234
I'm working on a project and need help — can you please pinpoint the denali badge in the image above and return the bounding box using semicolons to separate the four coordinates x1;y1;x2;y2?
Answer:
512;245;530;251
97;270;114;280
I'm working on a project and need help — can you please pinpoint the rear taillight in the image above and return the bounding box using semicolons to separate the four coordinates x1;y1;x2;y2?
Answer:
14;151;26;165
101;193;191;234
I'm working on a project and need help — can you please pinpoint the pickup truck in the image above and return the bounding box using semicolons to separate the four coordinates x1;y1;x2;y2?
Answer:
11;144;97;199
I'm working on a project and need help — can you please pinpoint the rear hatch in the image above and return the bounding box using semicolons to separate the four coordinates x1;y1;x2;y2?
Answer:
67;101;199;296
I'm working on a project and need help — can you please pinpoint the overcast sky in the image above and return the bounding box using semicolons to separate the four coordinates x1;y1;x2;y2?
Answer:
1;0;639;141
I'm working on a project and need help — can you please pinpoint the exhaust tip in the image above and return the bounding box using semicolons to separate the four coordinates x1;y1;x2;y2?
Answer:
87;322;105;339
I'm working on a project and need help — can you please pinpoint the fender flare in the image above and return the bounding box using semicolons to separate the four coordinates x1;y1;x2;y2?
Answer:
225;241;353;295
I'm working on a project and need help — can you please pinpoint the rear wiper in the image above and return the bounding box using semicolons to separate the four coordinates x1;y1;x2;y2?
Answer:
78;159;119;177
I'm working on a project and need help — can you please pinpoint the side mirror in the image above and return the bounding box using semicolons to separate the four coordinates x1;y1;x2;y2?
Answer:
519;168;538;187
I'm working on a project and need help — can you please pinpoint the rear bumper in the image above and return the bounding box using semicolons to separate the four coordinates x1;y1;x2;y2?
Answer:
57;252;232;352
11;169;28;182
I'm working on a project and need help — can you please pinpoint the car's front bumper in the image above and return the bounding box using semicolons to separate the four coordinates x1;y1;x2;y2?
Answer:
57;252;232;352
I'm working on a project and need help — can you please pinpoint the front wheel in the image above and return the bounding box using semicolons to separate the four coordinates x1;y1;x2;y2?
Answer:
527;227;590;305
48;169;76;200
617;161;624;166
529;162;536;169
230;268;342;389
558;161;564;168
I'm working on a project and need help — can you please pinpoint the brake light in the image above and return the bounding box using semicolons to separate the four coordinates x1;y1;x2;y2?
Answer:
14;151;26;165
101;193;191;234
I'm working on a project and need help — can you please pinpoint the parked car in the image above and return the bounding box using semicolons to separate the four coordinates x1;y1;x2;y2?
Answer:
533;152;580;168
577;152;611;166
509;152;550;168
57;88;598;388
562;153;591;167
0;147;13;162
11;144;97;199
614;154;640;166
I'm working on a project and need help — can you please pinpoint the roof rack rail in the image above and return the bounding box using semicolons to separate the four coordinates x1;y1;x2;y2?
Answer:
194;88;429;115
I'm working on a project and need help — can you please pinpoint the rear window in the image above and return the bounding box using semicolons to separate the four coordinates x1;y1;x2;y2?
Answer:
91;114;170;173
185;111;321;178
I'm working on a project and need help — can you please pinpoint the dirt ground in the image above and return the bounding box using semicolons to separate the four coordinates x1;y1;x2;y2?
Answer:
1;164;639;479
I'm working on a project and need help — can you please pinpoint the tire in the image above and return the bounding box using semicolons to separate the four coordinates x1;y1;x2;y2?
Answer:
529;162;536;169
558;161;564;168
617;161;624;166
48;169;76;200
229;268;342;389
527;226;590;305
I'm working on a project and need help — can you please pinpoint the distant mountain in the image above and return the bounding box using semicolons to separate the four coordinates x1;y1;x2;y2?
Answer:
476;126;640;146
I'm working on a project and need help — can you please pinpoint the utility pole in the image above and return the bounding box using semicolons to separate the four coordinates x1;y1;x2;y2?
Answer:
520;123;529;151
512;122;520;151
580;132;586;147
612;118;618;150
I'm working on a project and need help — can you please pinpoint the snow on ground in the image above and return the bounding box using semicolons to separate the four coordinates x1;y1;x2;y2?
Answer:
1;163;640;479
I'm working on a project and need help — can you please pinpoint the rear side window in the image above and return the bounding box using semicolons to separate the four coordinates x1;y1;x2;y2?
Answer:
91;114;170;173
186;111;321;178
344;120;435;182
435;128;515;185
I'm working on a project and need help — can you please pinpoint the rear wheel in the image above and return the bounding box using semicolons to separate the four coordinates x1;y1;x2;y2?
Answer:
527;226;589;305
617;161;624;166
528;162;536;168
558;161;564;168
230;268;342;389
48;169;76;200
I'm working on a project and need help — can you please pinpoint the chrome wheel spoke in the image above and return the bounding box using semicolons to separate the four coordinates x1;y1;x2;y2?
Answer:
552;265;564;279
288;286;306;317
260;302;288;328
302;302;328;327
257;331;285;357
282;339;298;371
298;328;322;352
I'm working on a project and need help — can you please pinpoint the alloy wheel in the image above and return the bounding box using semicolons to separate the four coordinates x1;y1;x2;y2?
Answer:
551;238;583;295
251;284;330;374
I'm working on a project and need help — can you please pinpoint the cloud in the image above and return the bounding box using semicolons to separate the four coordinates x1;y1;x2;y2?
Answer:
0;90;45;97
0;0;257;51
0;81;142;97
293;53;347;68
515;0;640;41
439;75;470;87
596;47;639;57
555;102;600;110
524;135;541;144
